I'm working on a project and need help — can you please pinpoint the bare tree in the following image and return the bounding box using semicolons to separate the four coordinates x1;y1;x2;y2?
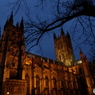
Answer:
7;0;95;54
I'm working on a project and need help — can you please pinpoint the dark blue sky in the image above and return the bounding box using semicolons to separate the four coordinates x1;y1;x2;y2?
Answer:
0;0;94;61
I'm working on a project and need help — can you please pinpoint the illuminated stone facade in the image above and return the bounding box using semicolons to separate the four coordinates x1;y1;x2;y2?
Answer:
0;14;94;95
54;28;75;66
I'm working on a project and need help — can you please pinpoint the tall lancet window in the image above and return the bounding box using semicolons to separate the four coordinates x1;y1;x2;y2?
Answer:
44;76;49;95
36;75;40;94
45;76;49;87
53;77;57;88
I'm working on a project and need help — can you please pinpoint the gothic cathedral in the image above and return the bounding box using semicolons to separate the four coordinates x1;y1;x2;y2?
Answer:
0;14;94;95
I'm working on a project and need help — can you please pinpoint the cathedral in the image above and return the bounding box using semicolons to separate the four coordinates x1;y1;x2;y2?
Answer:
0;14;95;95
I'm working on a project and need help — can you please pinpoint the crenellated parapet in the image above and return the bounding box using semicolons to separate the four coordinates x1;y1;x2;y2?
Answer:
26;53;65;66
24;53;77;78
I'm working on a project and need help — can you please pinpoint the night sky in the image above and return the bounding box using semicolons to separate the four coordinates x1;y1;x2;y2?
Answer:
0;0;94;61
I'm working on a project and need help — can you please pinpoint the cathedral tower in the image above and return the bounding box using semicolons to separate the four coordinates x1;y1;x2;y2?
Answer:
54;27;75;66
0;13;26;95
0;13;25;82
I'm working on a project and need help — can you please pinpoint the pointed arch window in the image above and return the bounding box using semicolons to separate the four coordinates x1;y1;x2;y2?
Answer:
53;77;57;88
45;76;49;87
65;80;68;88
36;75;40;94
61;81;64;88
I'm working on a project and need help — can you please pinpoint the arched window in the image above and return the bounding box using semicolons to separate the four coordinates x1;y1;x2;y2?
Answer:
45;76;49;87
44;76;49;95
53;77;56;88
74;82;78;89
61;81;64;88
25;74;30;95
51;77;57;95
65;81;68;88
36;75;40;94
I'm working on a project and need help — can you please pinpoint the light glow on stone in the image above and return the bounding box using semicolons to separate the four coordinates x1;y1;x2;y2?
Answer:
93;88;95;94
7;92;9;94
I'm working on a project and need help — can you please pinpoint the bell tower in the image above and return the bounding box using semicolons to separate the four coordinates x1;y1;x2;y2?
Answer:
54;27;75;66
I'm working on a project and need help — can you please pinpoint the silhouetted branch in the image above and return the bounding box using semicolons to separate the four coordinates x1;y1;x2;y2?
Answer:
9;0;95;55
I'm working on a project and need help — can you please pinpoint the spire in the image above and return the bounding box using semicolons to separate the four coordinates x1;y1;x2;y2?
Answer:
16;22;19;27
66;32;70;38
61;27;64;35
9;11;13;20
4;12;13;30
20;17;24;30
4;19;9;30
9;12;13;26
79;47;85;59
53;33;57;39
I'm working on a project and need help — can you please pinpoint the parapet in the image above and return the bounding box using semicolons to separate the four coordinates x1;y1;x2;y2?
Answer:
27;52;65;66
